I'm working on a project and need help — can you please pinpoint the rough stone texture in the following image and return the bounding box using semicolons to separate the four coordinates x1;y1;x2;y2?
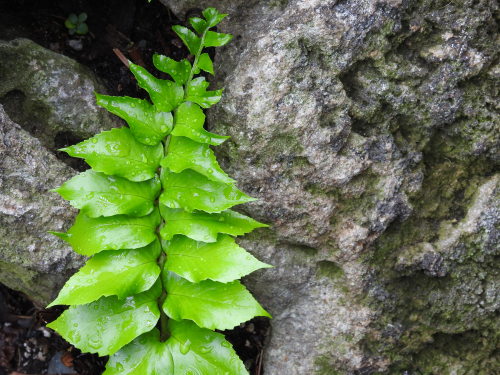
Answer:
0;106;81;306
163;0;499;373
0;40;116;305
0;38;116;152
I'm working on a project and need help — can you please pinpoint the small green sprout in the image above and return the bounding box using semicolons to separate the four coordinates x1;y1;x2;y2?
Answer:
65;13;88;35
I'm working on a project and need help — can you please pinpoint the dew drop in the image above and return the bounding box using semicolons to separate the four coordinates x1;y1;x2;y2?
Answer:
91;138;98;144
209;197;216;203
115;363;124;372
180;339;191;355
88;336;102;349
199;345;212;354
131;103;136;108
207;168;214;174
221;341;231;348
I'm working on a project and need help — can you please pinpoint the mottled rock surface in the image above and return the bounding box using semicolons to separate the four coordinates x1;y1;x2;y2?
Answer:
0;106;80;305
0;38;116;151
0;40;115;305
163;0;499;373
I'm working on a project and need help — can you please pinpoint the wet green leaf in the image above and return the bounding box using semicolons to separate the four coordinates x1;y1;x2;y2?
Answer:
168;319;247;375
189;17;207;34
202;8;228;27
203;31;233;47
129;63;184;112
160;169;254;213
171;102;228;145
152;55;191;85
172;25;201;55
53;170;160;218
165;235;271;283
49;240;161;306
161;136;234;184
159;206;267;243
48;284;161;356
185;77;223;108
163;272;270;330
105;320;247;375
95;94;173;145
60;127;163;182
104;329;173;375
52;209;160;255
196;53;214;75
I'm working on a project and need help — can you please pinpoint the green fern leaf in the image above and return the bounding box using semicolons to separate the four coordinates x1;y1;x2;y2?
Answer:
194;53;214;75
163;272;270;330
60;127;163;182
165;234;271;283
172;25;201;55
196;53;214;74
161;136;234;184
48;8;271;372
152;54;191;85
202;8;228;27
167;319;248;374
204;31;233;47
160;169;254;213
49;240;161;306
105;320;247;375
189;17;208;34
185;77;223;108
48;284;161;356
52;209;160;255
129;63;184;112
171;102;228;145
103;329;173;375
53;170;161;217
159;206;267;242
95;94;173;145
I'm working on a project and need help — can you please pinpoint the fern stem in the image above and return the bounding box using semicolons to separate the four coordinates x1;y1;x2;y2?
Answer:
157;136;171;342
185;28;208;91
157;248;169;341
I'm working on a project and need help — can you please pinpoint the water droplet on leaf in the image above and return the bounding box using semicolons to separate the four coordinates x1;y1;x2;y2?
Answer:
180;339;191;355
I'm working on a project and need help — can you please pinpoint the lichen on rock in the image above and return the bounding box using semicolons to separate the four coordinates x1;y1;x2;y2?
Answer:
162;0;499;373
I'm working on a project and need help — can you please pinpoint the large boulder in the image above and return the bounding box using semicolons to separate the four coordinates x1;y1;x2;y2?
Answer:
162;0;499;373
0;39;116;305
0;38;115;151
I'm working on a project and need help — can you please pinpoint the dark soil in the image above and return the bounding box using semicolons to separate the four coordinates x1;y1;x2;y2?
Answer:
0;0;270;374
0;0;190;98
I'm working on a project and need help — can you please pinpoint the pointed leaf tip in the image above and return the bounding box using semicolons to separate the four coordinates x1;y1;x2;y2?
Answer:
163;272;271;330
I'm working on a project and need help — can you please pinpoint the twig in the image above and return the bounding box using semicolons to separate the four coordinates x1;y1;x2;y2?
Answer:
255;349;263;375
113;48;130;68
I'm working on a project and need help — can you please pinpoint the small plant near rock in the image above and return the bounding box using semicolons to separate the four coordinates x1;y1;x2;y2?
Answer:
47;7;271;374
65;13;88;35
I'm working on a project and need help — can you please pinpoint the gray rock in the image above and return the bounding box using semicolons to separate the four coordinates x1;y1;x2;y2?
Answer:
163;0;499;373
0;38;116;152
0;105;81;306
0;39;115;306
